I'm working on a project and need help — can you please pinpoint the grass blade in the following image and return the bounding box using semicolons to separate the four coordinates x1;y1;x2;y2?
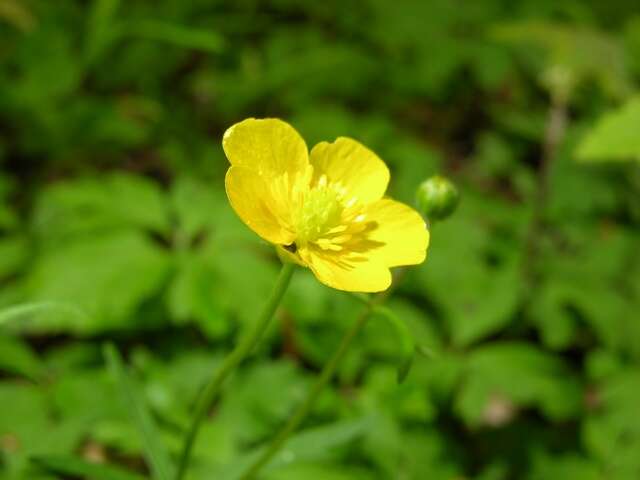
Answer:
32;454;145;480
104;343;173;480
0;301;87;327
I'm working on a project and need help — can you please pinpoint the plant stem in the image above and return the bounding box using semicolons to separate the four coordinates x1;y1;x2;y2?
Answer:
239;299;377;480
522;97;568;288
175;262;296;480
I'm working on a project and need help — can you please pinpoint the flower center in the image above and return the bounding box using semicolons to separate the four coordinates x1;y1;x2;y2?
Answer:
288;174;371;255
294;179;344;245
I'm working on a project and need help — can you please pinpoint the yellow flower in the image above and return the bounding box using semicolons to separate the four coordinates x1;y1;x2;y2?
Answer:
223;118;429;293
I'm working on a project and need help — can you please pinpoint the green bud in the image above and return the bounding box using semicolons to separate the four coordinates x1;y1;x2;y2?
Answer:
415;175;459;222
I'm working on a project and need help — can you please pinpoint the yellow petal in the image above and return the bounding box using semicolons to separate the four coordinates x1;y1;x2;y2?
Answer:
309;137;389;205
304;250;392;293
363;198;429;267
222;118;309;177
225;166;295;245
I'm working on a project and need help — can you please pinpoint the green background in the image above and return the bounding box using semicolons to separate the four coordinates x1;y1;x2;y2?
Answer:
1;0;640;479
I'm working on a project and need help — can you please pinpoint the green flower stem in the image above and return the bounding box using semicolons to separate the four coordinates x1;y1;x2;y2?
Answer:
239;299;377;480
175;262;296;480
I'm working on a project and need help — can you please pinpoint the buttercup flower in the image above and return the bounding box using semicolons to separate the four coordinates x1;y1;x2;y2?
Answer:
223;118;429;292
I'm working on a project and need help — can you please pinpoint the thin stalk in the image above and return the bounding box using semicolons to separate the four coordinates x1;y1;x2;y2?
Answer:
175;262;296;480
522;96;568;288
239;262;414;480
239;300;376;480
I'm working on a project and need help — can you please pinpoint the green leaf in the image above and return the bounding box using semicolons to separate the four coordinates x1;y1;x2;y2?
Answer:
125;20;224;53
455;342;582;425
0;202;17;230
361;419;461;480
417;192;525;346
217;361;310;445
137;349;223;429
170;176;226;241
583;370;640;479
0;235;28;278
361;366;437;423
33;173;170;241
85;0;122;64
371;306;416;383
0;381;83;476
0;382;48;449
26;231;170;333
532;227;640;356
167;252;227;336
0;302;88;328
50;368;125;431
262;463;370;480
104;344;173;480
32;455;145;480
528;451;601;480
221;418;371;479
576;96;640;162
492;22;632;99
0;334;44;381
34;173;170;240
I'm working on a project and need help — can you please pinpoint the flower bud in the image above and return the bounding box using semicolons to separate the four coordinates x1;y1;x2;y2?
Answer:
415;175;459;222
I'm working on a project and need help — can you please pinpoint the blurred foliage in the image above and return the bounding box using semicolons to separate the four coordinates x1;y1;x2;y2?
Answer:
1;0;640;479
577;96;640;162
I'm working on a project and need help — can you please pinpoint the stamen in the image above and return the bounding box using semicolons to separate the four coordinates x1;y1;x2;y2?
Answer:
288;172;368;252
317;239;343;251
326;225;348;234
330;234;352;244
